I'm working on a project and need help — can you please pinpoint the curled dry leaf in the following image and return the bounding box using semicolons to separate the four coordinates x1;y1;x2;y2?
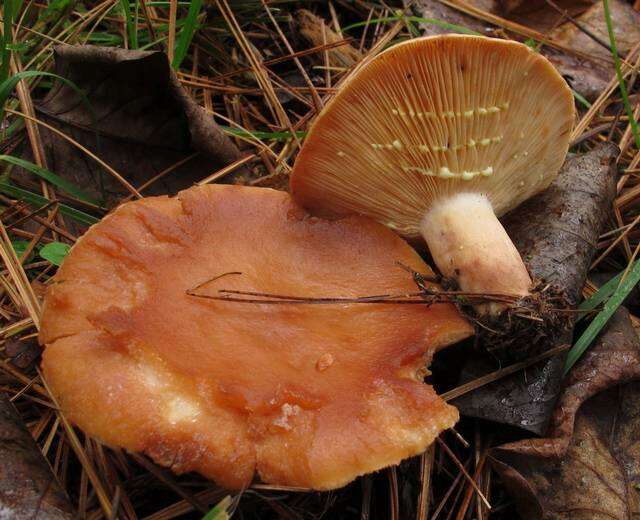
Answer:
295;9;363;68
454;143;619;434
544;0;640;100
18;45;245;209
0;394;74;519
405;0;616;100
496;0;595;33
492;307;640;519
549;0;640;61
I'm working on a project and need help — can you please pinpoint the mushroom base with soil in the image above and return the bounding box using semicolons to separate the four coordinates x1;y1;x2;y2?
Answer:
470;282;573;362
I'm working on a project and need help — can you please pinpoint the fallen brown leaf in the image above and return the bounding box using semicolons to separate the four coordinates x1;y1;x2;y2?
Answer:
0;393;73;518
550;0;640;60
5;336;40;370
17;45;246;210
496;0;595;33
405;0;495;36
544;49;612;102
544;0;640;100
295;10;363;68
492;307;640;519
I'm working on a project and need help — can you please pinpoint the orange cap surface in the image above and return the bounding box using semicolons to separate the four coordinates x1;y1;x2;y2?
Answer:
40;185;471;490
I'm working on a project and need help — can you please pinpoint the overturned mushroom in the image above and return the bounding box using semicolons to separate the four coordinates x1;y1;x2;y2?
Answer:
39;184;472;490
291;35;575;315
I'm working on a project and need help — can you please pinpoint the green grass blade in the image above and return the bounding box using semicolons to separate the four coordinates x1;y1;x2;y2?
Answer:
0;155;100;205
202;496;232;520
565;259;640;373
0;180;99;225
1;113;22;138
1;0;15;82
342;15;482;36
172;0;203;69
577;261;640;316
572;89;592;109
119;0;139;49
603;0;640;149
13;0;25;18
139;35;168;51
134;0;140;48
82;31;124;45
220;125;306;141
0;70;91;121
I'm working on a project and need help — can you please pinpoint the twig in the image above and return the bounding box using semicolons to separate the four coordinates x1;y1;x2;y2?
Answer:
543;0;612;53
436;438;491;510
442;344;571;401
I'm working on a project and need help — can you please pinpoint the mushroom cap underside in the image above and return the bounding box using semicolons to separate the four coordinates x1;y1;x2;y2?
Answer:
291;35;575;238
40;184;472;490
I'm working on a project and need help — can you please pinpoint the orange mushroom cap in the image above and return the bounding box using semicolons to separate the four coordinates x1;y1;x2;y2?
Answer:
40;184;472;490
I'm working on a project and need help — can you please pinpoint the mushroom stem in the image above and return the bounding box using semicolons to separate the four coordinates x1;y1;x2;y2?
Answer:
420;192;531;315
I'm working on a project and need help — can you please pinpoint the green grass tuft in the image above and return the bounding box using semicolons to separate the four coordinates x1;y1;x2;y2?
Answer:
566;259;640;373
0;155;100;205
172;0;204;69
0;180;100;225
341;15;482;36
603;0;640;149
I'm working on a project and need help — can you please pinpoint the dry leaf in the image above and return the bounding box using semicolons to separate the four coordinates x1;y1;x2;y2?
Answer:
0;394;73;518
550;0;640;60
18;46;246;209
510;0;639;100
406;0;496;36
5;336;40;370
496;0;595;32
492;307;640;519
295;10;363;68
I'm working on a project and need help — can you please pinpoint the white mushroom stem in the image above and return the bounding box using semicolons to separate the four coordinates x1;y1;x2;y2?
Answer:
420;192;531;315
